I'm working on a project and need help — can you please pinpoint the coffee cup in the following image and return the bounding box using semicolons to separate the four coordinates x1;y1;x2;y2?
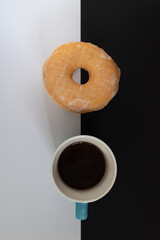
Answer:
51;135;117;220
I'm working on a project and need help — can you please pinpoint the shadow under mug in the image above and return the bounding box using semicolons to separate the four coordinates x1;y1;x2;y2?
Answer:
51;135;117;220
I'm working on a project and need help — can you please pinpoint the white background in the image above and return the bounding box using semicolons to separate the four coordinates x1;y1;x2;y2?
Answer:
0;0;80;239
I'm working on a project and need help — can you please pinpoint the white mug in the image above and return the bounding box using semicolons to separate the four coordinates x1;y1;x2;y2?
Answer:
51;135;117;220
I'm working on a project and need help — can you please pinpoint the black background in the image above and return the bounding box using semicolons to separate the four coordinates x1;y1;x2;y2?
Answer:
81;0;160;239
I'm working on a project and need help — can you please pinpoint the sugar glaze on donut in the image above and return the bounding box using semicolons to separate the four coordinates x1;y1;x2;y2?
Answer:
43;42;120;113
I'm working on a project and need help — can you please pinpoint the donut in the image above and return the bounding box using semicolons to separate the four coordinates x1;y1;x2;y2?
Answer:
42;42;120;113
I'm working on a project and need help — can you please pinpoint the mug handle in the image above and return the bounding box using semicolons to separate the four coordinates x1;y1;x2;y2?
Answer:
76;202;88;220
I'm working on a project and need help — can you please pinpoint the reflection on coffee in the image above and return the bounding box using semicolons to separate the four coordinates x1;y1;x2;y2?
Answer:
57;141;106;190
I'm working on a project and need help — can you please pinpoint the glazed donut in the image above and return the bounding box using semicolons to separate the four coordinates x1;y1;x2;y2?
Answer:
43;42;120;113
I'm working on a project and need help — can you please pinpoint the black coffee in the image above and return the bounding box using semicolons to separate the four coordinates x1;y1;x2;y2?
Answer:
57;141;106;190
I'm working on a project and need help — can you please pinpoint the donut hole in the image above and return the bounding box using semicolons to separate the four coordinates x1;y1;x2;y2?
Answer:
72;68;89;85
81;68;89;85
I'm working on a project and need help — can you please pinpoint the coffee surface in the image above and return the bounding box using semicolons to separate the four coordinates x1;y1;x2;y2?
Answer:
58;141;106;190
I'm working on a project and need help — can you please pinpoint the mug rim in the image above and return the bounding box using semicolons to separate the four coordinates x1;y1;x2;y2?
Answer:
51;135;117;203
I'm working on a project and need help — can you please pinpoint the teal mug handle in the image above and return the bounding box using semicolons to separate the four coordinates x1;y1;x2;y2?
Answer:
76;202;88;220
